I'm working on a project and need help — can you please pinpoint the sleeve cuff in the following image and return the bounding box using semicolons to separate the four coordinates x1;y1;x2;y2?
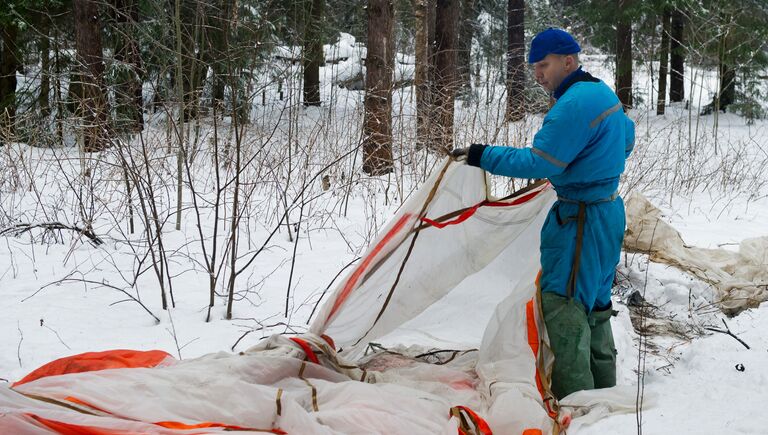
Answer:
466;144;487;167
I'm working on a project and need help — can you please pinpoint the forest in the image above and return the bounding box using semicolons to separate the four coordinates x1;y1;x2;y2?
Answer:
2;1;768;433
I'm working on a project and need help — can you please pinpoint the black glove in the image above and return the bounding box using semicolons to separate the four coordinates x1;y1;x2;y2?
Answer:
451;144;487;167
450;147;469;160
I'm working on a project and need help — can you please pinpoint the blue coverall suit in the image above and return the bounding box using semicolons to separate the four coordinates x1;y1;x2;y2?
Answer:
466;67;635;398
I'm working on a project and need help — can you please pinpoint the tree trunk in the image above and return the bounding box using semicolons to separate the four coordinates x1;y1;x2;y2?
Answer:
303;0;324;106
203;0;230;114
176;0;202;121
114;0;144;132
39;25;51;118
415;0;437;150
414;0;430;149
426;0;438;147
362;0;395;175
616;0;632;109
718;63;735;110
506;0;525;121
74;0;109;152
669;8;685;103
0;23;19;136
434;0;458;152
457;0;476;95
656;7;670;115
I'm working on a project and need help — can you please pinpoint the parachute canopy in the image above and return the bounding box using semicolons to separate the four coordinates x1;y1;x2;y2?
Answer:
2;161;646;434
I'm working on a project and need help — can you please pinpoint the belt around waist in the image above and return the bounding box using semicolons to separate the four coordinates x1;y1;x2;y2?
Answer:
556;191;619;205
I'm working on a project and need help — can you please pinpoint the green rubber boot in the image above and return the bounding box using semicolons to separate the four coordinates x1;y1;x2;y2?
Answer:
588;304;617;389
541;292;593;399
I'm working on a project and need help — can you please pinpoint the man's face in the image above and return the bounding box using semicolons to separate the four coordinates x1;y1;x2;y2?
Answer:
533;54;576;93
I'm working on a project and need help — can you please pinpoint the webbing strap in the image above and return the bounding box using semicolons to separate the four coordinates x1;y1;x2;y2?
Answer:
275;388;283;416
556;191;618;205
450;406;493;435
290;337;320;364
566;202;587;299
23;393;288;434
417;180;549;231
298;362;320;412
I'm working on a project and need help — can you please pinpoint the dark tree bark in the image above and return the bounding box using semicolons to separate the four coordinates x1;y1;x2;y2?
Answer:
434;0;459;152
74;0;109;152
457;0;476;94
718;63;736;109
202;0;230;113
0;23;19;136
38;24;51;118
656;7;670;115
303;0;324;106
716;12;736;112
175;0;203;121
362;0;394;175
669;8;685;103
414;0;436;150
506;0;525;121
114;0;144;131
616;0;633;109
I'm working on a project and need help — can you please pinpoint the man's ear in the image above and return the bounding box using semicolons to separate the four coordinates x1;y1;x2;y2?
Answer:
565;55;576;71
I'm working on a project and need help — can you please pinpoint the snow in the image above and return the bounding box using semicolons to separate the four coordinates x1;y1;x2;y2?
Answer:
578;256;768;434
2;45;768;434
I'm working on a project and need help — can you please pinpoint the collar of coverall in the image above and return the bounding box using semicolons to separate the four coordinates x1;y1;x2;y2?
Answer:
552;66;600;100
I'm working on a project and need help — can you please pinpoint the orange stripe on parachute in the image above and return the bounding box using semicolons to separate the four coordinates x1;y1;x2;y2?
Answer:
525;299;559;421
66;395;286;432
154;420;288;433
289;337;320;364
13;349;173;387
323;213;413;327
451;405;493;435
25;413;131;435
420;190;543;229
25;413;288;434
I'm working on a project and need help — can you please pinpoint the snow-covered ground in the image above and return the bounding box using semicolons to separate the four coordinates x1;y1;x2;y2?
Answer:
1;52;767;434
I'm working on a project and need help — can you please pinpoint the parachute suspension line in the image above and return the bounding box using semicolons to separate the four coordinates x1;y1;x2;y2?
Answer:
351;160;453;347
415;179;549;231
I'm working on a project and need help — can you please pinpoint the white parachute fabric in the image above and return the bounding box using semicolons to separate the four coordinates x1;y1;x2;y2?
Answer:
1;159;646;434
3;336;467;434
310;160;557;353
624;192;768;314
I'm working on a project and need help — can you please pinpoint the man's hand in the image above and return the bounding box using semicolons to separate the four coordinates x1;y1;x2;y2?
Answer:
450;147;469;161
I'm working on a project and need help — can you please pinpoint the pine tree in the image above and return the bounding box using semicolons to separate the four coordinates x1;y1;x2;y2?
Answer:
434;0;458;151
506;0;525;121
73;0;109;152
363;0;395;175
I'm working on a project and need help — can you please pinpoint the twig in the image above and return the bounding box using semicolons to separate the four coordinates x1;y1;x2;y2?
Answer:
0;222;104;246
41;320;71;350
230;321;302;351
285;197;305;317
166;308;182;360
414;348;479;365
35;277;160;324
704;319;751;350
231;329;256;350
636;220;659;435
17;321;23;368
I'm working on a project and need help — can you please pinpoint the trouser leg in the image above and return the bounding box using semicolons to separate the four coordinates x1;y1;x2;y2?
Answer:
541;292;593;400
588;303;617;389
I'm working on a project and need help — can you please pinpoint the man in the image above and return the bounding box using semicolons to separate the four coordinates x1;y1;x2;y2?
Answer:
452;28;635;399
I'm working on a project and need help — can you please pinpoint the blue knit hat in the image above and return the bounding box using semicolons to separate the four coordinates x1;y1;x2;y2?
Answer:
528;28;581;64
